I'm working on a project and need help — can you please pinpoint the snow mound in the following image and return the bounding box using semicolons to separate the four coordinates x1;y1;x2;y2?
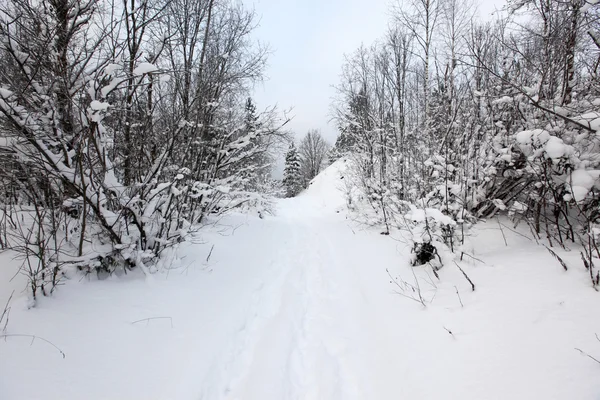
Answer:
300;158;349;205
278;157;351;219
566;169;600;202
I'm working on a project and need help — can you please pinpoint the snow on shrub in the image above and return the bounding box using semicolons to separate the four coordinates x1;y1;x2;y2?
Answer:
404;206;457;268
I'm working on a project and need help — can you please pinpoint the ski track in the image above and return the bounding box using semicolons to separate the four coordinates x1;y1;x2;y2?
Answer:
200;164;369;400
217;208;363;400
198;222;300;400
205;192;367;400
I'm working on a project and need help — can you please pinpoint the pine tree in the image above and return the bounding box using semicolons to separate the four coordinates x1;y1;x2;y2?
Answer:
330;127;356;161
238;97;269;190
283;143;302;197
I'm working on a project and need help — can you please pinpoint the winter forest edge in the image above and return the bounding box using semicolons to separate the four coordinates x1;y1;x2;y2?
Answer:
0;0;599;353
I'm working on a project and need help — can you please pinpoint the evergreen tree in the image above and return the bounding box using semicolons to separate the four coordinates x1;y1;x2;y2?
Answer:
329;127;357;161
238;97;270;190
283;143;302;197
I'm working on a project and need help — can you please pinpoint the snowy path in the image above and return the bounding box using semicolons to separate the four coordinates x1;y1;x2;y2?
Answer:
222;209;365;399
2;160;600;399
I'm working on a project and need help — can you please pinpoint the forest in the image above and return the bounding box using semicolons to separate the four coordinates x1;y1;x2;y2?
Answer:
0;0;599;297
321;0;600;285
1;0;600;398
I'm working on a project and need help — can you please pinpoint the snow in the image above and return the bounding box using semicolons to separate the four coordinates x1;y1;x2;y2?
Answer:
515;129;551;156
89;100;109;111
568;169;599;202
405;206;456;226
573;111;600;132
544;136;566;159
583;0;599;13
0;87;13;98
2;159;600;399
132;62;159;76
492;95;513;105
492;198;507;210
514;129;572;160
103;63;121;75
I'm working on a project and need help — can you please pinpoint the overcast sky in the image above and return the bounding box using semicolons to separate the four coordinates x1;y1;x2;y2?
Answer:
245;0;505;148
246;0;393;145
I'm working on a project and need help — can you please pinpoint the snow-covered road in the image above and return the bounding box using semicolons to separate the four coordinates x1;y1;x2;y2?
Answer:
2;160;600;399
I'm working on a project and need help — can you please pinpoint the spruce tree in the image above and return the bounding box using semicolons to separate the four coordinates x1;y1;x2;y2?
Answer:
283;143;302;197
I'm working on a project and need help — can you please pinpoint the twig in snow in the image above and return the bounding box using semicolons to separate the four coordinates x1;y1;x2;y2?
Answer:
545;245;568;271
443;326;455;338
454;262;476;291
386;268;426;307
429;290;437;305
528;223;541;245
423;269;438;289
460;251;486;265
131;316;173;328
454;286;463;307
580;251;590;270
1;291;13;333
386;268;405;292
0;334;66;358
575;348;600;365
411;267;426;306
497;217;508;246
206;244;214;262
498;221;533;241
428;263;440;280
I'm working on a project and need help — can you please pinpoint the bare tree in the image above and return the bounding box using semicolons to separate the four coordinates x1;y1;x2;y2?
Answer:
299;130;330;184
394;0;441;152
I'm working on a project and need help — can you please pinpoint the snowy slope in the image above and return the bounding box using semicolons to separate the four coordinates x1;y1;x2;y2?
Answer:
1;159;600;399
